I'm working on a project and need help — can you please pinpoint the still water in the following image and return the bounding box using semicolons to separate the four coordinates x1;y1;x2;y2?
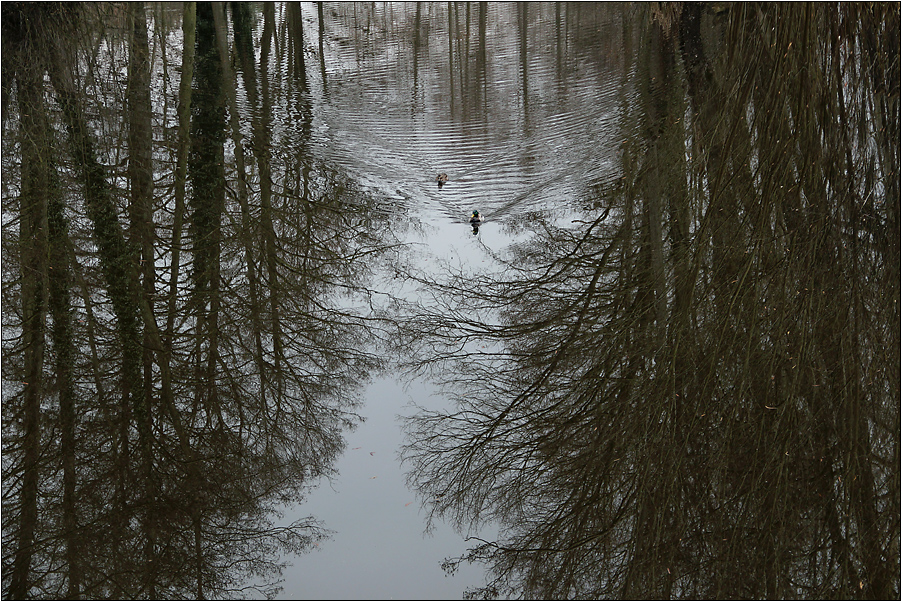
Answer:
284;6;625;596
2;2;898;600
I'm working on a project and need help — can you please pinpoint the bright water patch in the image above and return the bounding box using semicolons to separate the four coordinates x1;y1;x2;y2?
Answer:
285;2;630;229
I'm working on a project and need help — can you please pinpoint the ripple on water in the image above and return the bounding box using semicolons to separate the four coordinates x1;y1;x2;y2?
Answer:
290;2;630;226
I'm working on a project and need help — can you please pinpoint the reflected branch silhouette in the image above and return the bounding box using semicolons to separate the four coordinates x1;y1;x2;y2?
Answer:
399;4;899;600
1;2;897;600
2;2;404;598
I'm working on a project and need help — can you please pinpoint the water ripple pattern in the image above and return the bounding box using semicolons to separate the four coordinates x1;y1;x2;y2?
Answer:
296;3;632;225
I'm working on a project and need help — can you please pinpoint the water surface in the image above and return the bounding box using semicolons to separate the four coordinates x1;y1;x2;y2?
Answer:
2;2;898;600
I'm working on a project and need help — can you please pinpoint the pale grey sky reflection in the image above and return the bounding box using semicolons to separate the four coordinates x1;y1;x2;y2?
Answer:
280;375;490;601
279;126;511;601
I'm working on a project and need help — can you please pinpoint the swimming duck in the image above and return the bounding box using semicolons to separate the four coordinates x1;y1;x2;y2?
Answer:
470;210;484;234
436;173;448;188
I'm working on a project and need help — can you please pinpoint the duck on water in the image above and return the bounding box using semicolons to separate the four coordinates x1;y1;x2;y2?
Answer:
435;173;483;232
469;210;484;233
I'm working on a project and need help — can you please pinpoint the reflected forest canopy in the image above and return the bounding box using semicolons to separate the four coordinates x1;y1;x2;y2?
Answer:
2;2;398;598
396;2;900;600
2;2;900;601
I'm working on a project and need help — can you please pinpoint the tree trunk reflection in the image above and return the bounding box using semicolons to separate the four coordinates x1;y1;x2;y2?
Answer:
2;3;400;598
1;2;898;600
399;4;899;599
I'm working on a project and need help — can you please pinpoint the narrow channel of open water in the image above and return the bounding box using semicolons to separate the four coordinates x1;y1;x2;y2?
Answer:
277;3;632;598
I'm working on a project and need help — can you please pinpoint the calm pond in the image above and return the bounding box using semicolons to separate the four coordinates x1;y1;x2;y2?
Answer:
2;2;899;600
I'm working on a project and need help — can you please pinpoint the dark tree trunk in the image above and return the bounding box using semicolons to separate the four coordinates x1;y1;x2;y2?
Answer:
127;2;158;595
10;34;51;602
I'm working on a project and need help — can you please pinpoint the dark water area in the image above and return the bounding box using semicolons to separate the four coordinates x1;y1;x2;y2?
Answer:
1;2;899;600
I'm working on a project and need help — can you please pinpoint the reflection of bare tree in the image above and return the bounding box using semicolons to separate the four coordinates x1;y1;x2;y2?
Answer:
2;3;400;598
400;5;899;599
